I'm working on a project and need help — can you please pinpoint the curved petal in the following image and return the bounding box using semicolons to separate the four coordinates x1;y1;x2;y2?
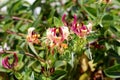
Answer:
12;53;18;67
62;14;67;26
28;27;35;36
2;57;10;69
61;26;69;40
72;15;77;27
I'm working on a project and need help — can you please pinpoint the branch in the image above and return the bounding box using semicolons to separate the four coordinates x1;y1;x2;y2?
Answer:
25;52;45;62
12;16;33;23
6;30;26;38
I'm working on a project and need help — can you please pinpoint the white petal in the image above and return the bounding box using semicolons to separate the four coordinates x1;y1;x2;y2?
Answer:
28;27;35;35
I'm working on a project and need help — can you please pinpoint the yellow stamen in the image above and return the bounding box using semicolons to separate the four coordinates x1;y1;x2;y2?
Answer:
61;43;68;49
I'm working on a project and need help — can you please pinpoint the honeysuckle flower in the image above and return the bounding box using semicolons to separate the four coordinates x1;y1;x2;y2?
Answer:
2;53;18;69
46;26;69;54
46;26;69;46
26;27;40;44
62;14;92;38
71;15;92;38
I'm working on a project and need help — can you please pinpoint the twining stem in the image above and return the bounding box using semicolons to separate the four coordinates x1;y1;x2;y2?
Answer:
6;30;26;38
4;50;45;62
25;52;45;62
12;16;33;23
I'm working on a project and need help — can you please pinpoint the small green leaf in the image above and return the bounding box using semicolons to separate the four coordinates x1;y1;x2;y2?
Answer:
15;62;24;71
55;61;66;68
52;70;66;80
19;24;29;32
28;42;38;56
54;17;63;27
117;47;120;56
104;64;120;78
42;76;51;80
14;72;22;80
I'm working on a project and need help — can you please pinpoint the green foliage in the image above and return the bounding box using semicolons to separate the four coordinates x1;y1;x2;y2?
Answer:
104;64;120;78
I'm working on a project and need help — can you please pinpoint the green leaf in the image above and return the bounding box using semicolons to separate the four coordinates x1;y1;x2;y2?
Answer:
104;64;120;78
109;25;120;38
52;70;66;80
102;15;113;21
42;76;51;80
15;62;24;71
31;61;41;73
14;72;22;80
54;17;63;27
3;21;13;31
85;7;97;17
30;72;35;80
117;0;120;3
68;52;75;68
117;47;120;56
0;68;10;73
55;61;66;68
19;24;29;32
28;42;38;56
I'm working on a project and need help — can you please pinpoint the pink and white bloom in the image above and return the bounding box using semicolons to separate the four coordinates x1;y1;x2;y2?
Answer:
46;26;69;46
71;15;92;38
2;53;18;69
62;14;92;38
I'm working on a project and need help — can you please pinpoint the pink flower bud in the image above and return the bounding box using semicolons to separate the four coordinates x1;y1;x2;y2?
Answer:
2;53;18;69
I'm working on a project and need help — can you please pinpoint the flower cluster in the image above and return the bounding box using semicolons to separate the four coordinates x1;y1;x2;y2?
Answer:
62;14;92;38
45;14;92;54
